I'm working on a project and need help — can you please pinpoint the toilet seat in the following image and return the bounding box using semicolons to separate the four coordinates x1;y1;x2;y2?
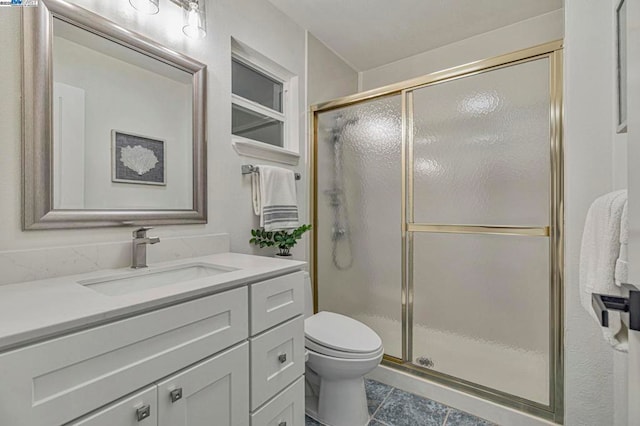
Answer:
306;337;384;359
305;311;383;359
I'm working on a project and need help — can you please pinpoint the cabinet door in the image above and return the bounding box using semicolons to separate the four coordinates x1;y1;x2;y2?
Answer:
157;342;249;426
68;386;156;426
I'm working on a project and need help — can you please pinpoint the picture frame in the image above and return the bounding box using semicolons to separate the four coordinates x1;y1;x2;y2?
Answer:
111;130;166;186
616;0;628;133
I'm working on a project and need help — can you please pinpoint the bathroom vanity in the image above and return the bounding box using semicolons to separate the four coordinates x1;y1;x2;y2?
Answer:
0;253;306;426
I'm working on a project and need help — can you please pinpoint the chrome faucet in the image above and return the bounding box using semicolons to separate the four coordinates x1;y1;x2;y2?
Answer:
131;227;160;269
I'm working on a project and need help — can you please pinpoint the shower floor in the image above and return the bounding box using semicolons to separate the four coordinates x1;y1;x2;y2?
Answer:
351;313;549;405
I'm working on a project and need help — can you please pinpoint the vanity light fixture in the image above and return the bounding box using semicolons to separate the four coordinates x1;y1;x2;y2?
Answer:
172;0;207;39
129;0;159;15
129;0;208;39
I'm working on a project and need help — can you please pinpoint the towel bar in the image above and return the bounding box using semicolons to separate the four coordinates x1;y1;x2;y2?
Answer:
241;164;301;180
592;289;640;331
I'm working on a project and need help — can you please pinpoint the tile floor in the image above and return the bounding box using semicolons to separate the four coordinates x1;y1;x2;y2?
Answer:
305;379;496;426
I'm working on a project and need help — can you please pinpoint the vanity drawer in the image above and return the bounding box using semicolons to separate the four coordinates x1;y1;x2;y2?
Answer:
0;287;248;426
250;271;304;334
250;316;305;410
251;376;304;426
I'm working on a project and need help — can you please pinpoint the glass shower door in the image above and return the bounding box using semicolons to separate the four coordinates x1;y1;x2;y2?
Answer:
408;57;553;404
315;95;403;358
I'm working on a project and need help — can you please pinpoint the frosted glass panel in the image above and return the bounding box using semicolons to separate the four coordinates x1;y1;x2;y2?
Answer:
412;58;551;226
412;232;550;404
316;95;402;358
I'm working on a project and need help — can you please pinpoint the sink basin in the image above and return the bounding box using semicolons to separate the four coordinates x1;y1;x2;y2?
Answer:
78;263;238;296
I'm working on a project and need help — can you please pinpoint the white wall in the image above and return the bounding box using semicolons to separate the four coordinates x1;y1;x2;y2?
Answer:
360;9;564;91
307;33;358;105
564;0;628;425
0;0;307;259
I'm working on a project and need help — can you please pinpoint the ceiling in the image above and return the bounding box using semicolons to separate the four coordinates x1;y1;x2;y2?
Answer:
267;0;563;71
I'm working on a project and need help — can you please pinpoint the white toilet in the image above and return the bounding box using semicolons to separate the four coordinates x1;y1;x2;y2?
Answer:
303;273;384;426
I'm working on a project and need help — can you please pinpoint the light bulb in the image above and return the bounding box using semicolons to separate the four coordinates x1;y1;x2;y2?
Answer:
183;0;207;39
129;0;159;15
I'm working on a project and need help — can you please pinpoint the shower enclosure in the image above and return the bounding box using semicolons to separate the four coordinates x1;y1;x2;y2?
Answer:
311;41;563;422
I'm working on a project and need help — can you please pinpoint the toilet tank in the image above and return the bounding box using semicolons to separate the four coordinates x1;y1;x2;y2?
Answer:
303;272;314;318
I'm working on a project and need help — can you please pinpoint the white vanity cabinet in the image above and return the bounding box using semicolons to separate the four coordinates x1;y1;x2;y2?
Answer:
67;343;251;426
0;269;306;426
248;271;306;425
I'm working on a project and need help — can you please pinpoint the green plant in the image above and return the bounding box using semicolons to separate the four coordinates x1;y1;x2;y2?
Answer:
250;224;312;256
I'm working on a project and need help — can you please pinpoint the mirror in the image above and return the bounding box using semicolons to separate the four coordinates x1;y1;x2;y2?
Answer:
23;0;207;229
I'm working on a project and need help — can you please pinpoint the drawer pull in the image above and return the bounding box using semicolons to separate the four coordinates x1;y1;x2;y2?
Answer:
170;388;183;403
136;405;151;422
278;353;287;363
278;422;287;426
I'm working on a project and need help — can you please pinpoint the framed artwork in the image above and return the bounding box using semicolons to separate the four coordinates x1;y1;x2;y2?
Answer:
111;130;166;185
616;0;628;133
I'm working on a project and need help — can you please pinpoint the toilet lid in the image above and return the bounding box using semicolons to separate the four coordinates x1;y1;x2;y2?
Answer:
305;311;382;354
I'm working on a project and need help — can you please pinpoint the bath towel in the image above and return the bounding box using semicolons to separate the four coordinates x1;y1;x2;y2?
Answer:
251;165;299;231
615;199;628;287
580;189;628;351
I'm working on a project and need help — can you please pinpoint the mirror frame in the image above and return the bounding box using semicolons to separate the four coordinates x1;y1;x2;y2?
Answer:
22;0;207;229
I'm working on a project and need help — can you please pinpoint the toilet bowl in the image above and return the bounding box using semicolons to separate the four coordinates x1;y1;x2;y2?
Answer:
303;273;383;426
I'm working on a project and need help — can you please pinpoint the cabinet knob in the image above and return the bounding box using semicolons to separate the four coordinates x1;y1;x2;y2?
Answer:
278;353;287;363
278;422;287;426
170;388;183;403
136;405;151;422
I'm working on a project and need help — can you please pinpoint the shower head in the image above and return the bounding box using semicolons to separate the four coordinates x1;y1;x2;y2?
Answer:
325;113;358;143
334;113;358;131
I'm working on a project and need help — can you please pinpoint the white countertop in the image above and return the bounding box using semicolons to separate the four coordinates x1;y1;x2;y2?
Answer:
0;253;306;352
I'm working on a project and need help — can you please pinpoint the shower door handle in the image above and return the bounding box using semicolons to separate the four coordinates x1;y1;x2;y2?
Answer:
592;289;640;331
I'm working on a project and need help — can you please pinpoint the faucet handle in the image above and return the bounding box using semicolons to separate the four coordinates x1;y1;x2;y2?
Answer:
133;226;153;238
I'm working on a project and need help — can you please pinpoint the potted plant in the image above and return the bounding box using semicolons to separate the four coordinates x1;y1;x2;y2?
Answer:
250;224;312;257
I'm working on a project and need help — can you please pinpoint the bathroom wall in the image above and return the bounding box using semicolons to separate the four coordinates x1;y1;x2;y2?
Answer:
0;0;310;279
359;9;564;91
564;1;628;425
307;33;358;105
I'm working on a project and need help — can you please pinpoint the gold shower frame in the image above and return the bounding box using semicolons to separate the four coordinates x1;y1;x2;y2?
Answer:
310;40;564;423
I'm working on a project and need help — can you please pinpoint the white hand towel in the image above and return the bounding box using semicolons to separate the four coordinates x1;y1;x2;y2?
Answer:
615;199;629;287
580;190;628;351
251;165;299;231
